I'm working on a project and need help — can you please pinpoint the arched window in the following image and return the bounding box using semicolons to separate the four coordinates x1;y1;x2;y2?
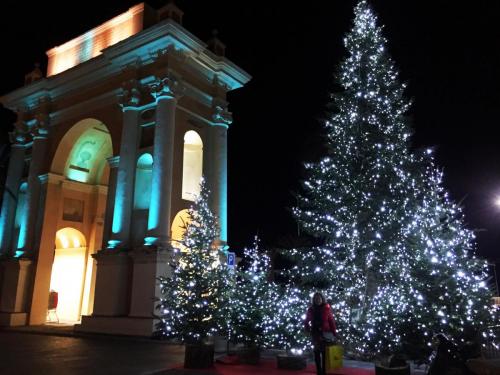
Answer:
134;153;153;210
55;227;87;249
182;131;203;201
171;209;190;248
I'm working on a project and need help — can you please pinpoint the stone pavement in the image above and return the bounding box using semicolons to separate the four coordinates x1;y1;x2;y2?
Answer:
0;329;428;375
0;331;184;375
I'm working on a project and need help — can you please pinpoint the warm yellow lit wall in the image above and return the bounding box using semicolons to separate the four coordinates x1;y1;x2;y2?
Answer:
46;3;145;76
171;209;190;244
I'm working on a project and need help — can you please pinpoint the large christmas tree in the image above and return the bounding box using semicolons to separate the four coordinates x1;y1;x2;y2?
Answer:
156;180;231;345
292;0;496;360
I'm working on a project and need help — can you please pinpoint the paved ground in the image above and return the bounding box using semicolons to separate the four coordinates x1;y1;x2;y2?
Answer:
0;330;427;375
0;331;184;375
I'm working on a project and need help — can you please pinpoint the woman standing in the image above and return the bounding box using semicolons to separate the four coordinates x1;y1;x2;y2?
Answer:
304;292;337;375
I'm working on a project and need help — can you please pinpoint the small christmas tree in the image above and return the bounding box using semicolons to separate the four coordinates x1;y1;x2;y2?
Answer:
229;236;276;350
156;179;231;348
268;285;310;353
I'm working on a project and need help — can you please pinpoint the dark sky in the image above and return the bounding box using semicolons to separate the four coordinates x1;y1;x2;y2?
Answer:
1;1;500;263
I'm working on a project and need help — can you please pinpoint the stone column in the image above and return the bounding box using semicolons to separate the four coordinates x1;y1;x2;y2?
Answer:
210;104;232;245
101;156;119;249
107;81;142;249
17;110;50;257
27;173;62;325
145;74;184;248
0;144;26;255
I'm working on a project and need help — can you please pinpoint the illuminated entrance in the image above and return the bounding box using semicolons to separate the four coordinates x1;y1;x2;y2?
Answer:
48;228;88;323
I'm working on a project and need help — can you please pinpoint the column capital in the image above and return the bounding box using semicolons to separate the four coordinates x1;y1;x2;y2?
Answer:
118;79;145;109
211;97;232;126
212;105;232;126
9;127;29;145
37;173;49;185
31;95;52;139
106;155;120;168
9;109;30;145
149;73;185;101
31;112;51;138
37;172;64;185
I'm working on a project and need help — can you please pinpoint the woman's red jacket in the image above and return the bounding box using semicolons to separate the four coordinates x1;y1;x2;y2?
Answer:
304;303;337;335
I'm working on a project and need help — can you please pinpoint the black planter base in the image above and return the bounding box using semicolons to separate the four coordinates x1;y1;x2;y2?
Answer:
184;344;215;369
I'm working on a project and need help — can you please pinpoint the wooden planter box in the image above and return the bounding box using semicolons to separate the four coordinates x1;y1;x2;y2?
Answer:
276;354;308;370
184;343;214;369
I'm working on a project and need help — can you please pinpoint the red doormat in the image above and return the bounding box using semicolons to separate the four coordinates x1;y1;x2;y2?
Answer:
177;358;374;375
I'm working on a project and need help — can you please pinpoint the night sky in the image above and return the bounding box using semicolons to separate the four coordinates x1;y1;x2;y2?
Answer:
1;1;499;264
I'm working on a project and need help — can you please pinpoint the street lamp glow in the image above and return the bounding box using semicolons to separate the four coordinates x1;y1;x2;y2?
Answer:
495;197;500;208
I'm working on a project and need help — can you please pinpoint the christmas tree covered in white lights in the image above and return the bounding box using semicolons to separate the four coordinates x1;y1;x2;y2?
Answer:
269;285;310;353
228;237;277;348
156;180;231;344
292;0;496;360
401;166;496;359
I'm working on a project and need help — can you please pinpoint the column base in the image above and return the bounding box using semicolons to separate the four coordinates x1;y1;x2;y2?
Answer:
76;315;157;337
129;247;171;318
143;235;173;251
91;250;131;316
0;311;28;326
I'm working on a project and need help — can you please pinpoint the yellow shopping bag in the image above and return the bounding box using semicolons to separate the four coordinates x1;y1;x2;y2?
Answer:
325;344;343;371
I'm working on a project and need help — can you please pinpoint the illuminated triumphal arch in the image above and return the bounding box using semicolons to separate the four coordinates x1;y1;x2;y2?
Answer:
0;2;250;335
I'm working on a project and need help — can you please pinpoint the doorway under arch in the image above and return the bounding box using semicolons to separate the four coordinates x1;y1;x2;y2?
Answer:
48;228;88;323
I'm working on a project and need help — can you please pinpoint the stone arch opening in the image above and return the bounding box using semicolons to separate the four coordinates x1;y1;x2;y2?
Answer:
51;118;112;184
48;227;88;323
182;130;203;201
37;118;113;325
